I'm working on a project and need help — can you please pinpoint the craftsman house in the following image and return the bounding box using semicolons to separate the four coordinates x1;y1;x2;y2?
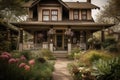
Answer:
12;0;114;53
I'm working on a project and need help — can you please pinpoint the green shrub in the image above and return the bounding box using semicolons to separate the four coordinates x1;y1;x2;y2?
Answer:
68;48;81;60
20;50;31;60
106;44;118;52
79;50;113;66
93;57;120;80
41;49;55;60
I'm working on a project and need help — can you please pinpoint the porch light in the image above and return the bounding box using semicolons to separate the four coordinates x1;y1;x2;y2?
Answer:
65;28;74;37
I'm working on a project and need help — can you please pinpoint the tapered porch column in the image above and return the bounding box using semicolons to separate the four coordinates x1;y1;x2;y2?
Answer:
19;28;23;51
68;39;71;54
50;39;53;52
34;32;37;49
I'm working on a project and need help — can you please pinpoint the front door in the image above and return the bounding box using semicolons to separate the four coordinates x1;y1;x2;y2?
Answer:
56;34;63;50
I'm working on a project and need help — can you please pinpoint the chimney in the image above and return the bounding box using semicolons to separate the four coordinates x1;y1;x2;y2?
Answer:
87;0;91;3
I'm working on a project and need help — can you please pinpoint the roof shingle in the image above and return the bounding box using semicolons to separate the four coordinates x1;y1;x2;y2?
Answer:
65;2;99;9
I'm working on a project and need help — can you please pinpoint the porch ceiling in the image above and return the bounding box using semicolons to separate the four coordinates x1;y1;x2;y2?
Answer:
11;21;114;31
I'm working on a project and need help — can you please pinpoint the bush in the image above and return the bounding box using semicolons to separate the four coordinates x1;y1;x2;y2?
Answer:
20;50;31;60
41;49;56;60
68;48;81;60
79;50;113;66
93;57;120;80
0;52;54;80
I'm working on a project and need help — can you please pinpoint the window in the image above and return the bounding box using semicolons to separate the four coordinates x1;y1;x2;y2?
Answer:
42;9;58;21
51;10;58;21
81;10;87;20
43;10;50;21
73;10;79;20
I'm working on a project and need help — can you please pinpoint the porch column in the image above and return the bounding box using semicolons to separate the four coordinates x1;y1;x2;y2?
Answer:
50;39;53;52
34;32;37;49
80;31;86;50
68;39;71;54
19;28;23;51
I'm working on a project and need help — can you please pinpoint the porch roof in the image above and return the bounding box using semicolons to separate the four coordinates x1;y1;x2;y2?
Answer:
11;21;114;28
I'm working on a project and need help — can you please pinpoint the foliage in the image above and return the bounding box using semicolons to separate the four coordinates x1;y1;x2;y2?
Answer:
68;47;81;60
0;31;11;52
0;52;54;80
40;49;55;59
20;50;31;60
87;36;101;49
0;0;27;22
93;57;120;80
79;50;113;66
102;37;118;52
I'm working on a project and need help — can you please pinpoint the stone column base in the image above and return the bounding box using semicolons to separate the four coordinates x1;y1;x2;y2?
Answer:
19;43;23;51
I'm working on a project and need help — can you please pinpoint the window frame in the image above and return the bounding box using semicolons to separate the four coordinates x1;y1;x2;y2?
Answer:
42;9;50;21
81;10;87;20
51;10;58;21
73;9;79;20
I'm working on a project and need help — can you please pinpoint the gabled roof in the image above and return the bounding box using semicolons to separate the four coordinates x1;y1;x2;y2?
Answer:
65;2;100;9
22;0;68;8
23;0;99;9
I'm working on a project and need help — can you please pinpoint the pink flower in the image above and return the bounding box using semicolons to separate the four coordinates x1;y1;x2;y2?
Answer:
20;55;26;61
24;65;30;71
28;59;35;65
0;55;9;59
19;63;26;68
2;52;11;58
8;58;16;64
16;58;20;63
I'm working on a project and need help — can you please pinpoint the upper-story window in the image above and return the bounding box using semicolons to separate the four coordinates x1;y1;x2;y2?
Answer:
51;10;58;21
42;9;58;21
73;10;79;20
81;10;87;20
43;10;50;21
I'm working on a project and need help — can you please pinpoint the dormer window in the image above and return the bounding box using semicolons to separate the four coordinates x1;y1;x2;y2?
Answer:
43;10;50;21
73;10;79;20
81;10;87;20
42;9;58;21
51;10;58;21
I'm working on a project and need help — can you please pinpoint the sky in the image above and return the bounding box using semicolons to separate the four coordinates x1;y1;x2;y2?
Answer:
62;0;108;20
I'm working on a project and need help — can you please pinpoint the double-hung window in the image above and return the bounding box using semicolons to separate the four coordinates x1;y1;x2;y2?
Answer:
73;10;79;20
81;10;87;20
51;10;58;21
43;10;50;21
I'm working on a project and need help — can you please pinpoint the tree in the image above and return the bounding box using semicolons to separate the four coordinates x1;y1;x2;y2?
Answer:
0;0;30;22
97;0;120;24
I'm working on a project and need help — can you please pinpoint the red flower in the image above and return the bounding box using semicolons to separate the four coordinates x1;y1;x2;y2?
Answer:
19;63;26;68
2;52;11;58
16;58;20;63
28;59;35;65
0;55;9;59
20;55;26;61
8;58;16;64
24;65;30;71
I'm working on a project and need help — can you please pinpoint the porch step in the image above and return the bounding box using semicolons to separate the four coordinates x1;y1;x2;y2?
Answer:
53;51;68;58
53;53;68;58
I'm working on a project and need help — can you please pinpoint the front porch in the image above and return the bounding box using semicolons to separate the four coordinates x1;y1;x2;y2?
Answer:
12;21;114;53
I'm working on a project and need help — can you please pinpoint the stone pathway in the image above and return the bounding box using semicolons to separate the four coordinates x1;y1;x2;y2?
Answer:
52;58;73;80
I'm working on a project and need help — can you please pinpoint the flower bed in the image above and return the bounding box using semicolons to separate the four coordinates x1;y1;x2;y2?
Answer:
0;51;54;80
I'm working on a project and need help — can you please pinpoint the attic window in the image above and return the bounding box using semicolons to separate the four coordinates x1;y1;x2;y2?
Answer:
51;10;58;21
81;10;87;20
43;10;50;21
73;10;79;20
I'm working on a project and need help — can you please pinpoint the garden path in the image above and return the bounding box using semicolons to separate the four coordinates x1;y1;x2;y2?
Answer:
52;58;73;80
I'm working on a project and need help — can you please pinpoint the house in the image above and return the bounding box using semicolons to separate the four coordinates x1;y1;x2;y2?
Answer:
12;0;114;53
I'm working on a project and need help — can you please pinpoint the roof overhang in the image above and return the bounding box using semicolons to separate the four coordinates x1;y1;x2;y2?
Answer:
11;21;115;31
